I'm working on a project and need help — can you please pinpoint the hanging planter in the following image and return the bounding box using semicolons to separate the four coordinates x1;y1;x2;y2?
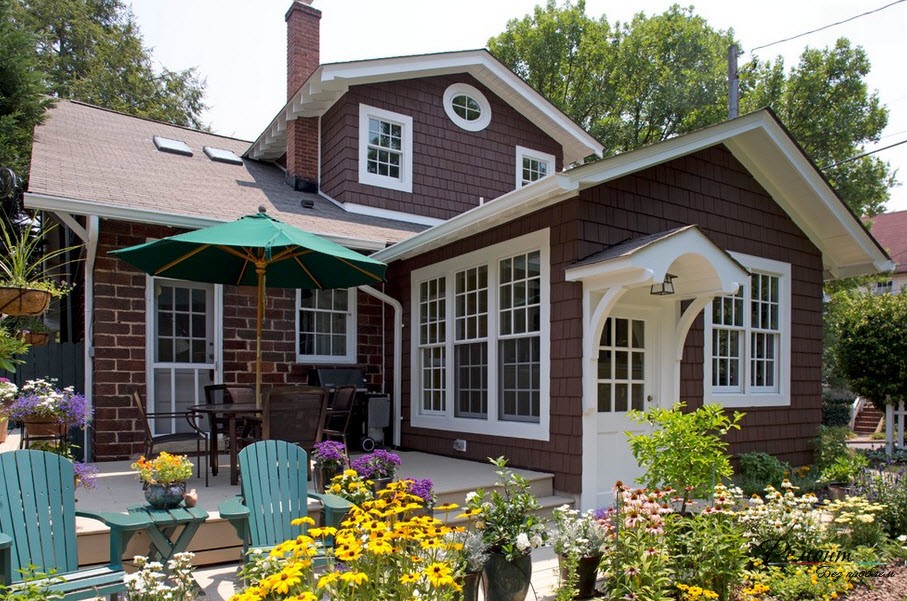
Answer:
0;286;52;316
19;332;50;346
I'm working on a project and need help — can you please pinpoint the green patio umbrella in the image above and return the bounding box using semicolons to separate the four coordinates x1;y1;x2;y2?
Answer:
110;208;387;406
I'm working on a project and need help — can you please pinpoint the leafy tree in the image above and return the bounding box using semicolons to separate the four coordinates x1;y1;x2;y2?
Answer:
0;0;48;179
828;289;907;407
12;0;207;129
489;1;894;217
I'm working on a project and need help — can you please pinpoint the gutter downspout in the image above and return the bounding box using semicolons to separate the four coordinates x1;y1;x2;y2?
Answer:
83;216;98;459
359;285;403;448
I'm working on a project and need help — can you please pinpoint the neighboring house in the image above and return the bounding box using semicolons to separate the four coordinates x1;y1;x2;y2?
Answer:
865;210;907;293
25;0;892;509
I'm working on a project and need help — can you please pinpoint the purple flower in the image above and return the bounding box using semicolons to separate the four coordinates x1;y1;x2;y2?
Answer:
408;478;434;504
351;449;401;479
7;379;90;428
72;461;98;490
313;440;348;468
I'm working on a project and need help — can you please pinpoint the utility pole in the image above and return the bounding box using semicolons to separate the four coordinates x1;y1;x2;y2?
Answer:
728;44;739;119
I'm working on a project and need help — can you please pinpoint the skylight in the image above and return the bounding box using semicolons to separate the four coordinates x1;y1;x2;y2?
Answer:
203;146;243;165
153;136;192;156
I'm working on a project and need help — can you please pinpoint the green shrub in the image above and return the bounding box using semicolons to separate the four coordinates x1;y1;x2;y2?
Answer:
737;452;789;496
814;425;851;470
851;465;907;538
819;451;869;484
821;397;852;427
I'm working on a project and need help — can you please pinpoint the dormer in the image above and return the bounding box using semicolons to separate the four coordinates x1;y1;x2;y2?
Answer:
257;1;603;224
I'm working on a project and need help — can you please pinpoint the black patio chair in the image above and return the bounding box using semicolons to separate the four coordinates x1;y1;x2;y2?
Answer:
131;390;209;487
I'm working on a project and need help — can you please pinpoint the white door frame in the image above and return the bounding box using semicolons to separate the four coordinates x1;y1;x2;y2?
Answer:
145;276;223;434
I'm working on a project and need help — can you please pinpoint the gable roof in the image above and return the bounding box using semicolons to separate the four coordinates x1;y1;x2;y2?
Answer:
374;109;893;280
866;210;907;274
25;100;425;250
247;49;604;164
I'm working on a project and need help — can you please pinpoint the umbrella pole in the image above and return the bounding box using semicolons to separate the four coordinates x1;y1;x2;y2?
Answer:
256;264;265;409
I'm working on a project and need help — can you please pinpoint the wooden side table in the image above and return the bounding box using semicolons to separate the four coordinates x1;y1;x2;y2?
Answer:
122;505;209;566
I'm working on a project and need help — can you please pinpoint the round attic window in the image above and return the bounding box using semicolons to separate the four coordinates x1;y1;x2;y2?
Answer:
443;83;491;132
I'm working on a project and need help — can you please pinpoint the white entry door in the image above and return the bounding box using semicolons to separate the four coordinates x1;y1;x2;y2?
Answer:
147;279;221;435
595;309;658;507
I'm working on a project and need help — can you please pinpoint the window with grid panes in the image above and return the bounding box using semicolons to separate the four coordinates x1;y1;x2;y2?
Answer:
156;285;208;363
597;317;646;413
298;289;355;362
454;266;488;418
499;251;542;422
367;118;402;179
750;273;780;390
711;290;744;391
418;277;447;413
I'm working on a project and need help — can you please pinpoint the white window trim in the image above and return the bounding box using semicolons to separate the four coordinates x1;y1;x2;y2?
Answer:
703;252;791;408
358;103;413;193
515;146;556;189
295;288;358;364
410;229;551;441
443;83;492;132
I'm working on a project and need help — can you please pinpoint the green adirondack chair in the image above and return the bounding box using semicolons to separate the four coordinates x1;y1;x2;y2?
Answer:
0;450;151;600
218;440;350;559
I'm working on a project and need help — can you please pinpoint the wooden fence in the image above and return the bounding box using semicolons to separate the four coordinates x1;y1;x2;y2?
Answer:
0;342;84;390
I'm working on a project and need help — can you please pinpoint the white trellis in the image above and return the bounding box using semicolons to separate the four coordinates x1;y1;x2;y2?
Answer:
884;400;906;455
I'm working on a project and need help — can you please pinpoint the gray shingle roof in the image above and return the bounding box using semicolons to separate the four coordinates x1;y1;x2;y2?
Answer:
27;100;426;247
573;225;696;268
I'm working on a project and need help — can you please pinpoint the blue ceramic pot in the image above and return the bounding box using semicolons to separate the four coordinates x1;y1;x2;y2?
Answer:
143;482;186;509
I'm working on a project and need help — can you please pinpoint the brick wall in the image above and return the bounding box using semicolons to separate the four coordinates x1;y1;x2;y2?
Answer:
91;220;386;460
285;1;320;190
320;74;563;221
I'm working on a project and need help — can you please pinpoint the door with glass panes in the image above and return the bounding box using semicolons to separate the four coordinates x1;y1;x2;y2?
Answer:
595;308;657;507
148;279;220;435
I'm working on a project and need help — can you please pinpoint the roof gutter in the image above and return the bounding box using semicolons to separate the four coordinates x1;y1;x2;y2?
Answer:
24;191;386;251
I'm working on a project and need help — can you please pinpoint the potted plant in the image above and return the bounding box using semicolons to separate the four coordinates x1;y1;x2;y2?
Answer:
550;505;610;599
312;440;349;492
131;451;195;509
7;378;90;443
465;456;548;601
0;377;18;443
326;468;375;506
446;528;489;601
403;477;435;515
3;315;55;346
351;448;401;491
0;220;78;316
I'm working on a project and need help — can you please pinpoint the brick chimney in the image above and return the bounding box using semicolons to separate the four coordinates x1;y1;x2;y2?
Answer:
285;0;321;193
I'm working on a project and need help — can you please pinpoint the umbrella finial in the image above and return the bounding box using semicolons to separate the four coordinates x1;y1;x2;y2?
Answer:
258;205;267;214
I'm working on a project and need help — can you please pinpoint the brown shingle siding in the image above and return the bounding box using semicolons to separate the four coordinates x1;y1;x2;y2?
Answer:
320;74;563;221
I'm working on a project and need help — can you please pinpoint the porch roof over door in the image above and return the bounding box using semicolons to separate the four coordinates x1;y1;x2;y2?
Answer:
564;224;749;297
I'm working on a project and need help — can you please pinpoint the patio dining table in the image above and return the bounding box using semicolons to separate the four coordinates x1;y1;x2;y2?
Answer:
190;402;262;485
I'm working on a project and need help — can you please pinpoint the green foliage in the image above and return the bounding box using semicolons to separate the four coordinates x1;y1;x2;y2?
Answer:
667;508;748;601
822;396;853;427
489;3;894;216
823;496;887;549
851;465;907;539
12;0;207;129
828;290;907;406
0;567;63;601
0;0;49;179
0;327;28;371
814;425;852;470
0;219;80;295
819;451;868;484
627;402;744;502
554;551;580;601
602;523;674;601
737;452;789;497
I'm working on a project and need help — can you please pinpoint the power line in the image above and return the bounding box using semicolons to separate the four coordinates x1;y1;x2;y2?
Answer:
822;138;907;169
750;0;907;53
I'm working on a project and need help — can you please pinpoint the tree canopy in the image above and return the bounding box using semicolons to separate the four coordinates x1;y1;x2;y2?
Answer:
488;0;894;217
828;290;907;407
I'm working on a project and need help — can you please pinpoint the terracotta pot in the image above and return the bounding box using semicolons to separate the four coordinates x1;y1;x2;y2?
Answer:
0;287;51;316
483;553;532;601
143;482;187;509
558;553;603;599
0;418;7;443
23;418;67;437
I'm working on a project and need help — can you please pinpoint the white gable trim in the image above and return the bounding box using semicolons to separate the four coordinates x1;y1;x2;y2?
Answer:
247;50;603;164
375;111;893;280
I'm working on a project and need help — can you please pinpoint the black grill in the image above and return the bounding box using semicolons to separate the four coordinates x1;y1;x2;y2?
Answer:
308;367;388;450
308;367;368;391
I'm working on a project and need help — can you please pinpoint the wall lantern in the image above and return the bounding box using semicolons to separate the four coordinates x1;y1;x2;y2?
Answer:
650;273;677;296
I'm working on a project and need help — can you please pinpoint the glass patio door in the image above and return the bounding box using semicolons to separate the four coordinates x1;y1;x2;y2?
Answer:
148;279;219;435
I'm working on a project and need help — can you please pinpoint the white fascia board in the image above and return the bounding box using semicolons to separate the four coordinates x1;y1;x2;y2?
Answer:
341;201;444;227
373;175;579;262
23;192;386;251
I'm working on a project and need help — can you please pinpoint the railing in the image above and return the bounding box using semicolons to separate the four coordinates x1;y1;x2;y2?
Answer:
0;342;84;390
849;396;865;431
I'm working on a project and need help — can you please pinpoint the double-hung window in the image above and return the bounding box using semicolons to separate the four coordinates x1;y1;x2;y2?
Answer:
411;230;550;440
297;288;357;363
704;253;790;407
359;104;413;193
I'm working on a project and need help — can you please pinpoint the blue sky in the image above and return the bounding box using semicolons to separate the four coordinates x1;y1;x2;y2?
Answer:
128;0;907;212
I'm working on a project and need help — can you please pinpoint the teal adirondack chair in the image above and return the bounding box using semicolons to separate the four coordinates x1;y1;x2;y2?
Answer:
218;440;350;559
0;450;150;600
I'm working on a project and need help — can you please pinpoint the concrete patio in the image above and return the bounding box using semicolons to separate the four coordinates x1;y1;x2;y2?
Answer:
0;426;570;599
